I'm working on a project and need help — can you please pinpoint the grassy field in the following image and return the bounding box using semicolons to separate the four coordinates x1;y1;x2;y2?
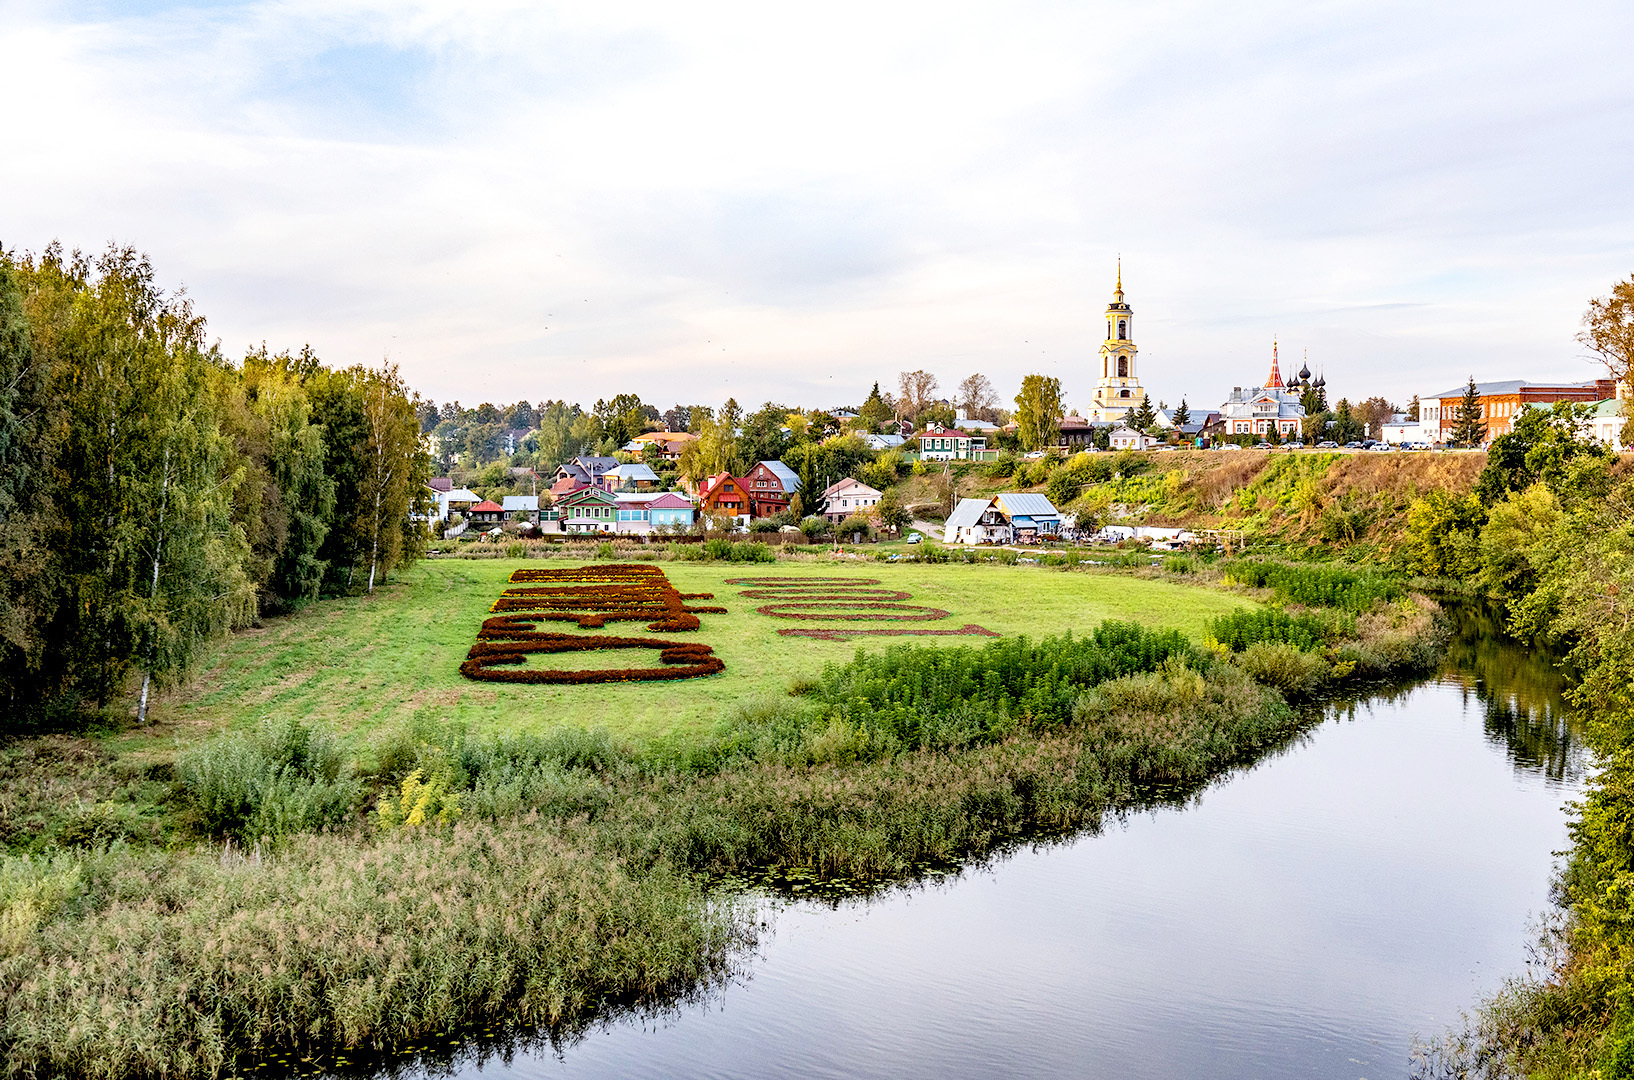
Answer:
147;557;1255;745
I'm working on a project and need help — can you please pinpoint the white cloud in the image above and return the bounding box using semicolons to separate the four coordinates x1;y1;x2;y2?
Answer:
2;0;1631;413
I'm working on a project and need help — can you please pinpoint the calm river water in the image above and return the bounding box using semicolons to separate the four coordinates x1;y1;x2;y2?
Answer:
394;610;1586;1080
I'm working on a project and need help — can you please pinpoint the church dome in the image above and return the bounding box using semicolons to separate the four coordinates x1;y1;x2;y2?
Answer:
1298;363;1311;381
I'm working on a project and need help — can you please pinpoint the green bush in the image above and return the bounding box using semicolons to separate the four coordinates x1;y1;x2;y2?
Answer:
807;622;1199;751
1221;559;1403;611
1206;607;1352;652
1232;641;1329;697
176;719;362;841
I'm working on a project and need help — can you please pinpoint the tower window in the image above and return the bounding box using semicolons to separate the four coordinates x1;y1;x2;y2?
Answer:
1118;319;1127;340
1120;389;1131;398
1118;357;1128;377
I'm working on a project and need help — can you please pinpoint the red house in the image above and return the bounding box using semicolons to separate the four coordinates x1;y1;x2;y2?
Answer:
739;460;801;518
698;473;749;518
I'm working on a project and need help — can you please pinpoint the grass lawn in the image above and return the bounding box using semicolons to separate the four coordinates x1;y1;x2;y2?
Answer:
147;557;1254;747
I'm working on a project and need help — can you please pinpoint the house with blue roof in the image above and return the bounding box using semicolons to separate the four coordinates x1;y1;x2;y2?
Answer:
993;492;1062;541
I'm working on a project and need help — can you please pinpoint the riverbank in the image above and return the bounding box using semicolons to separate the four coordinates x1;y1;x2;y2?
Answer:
0;559;1447;1078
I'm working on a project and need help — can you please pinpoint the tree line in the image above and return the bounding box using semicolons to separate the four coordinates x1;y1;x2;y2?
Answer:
0;244;429;725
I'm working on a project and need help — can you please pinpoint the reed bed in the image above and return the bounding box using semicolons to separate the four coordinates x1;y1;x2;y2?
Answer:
2;608;1440;1078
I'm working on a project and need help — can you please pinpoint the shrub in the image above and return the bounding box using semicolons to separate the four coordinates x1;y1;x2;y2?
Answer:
1206;607;1351;652
808;622;1200;750
1232;641;1329;697
1221;559;1403;611
176;719;362;841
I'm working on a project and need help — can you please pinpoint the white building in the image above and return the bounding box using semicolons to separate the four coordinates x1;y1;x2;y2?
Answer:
1089;264;1148;423
1589;398;1629;450
821;477;884;522
1219;343;1307;439
1381;414;1427;445
944;498;1014;545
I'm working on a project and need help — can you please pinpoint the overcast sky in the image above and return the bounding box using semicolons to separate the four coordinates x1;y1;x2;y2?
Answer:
3;0;1632;413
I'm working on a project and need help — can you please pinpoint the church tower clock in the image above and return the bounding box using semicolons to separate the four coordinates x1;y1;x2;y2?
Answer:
1090;262;1146;423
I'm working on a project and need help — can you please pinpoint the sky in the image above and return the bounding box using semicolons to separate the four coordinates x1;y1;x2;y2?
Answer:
3;0;1632;414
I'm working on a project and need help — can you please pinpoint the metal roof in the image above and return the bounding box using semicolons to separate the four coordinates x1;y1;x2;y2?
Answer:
995;492;1060;518
759;460;802;491
501;495;538;511
609;463;659;481
945;498;994;530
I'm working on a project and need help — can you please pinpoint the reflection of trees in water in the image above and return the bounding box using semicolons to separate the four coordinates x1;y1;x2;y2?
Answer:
1440;600;1585;784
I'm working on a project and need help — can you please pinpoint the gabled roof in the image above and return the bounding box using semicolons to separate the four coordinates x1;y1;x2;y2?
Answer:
698;473;739;500
428;477;453;493
914;428;974;440
646;492;695;509
573;455;620;473
558;486;616;505
756;460;802;492
995;492;1060;518
469;500;504;512
501;495;538;511
441;487;480;502
946;497;997;530
822;477;881;498
608;463;660;482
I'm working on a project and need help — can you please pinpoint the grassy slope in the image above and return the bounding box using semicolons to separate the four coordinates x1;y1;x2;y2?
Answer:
896;449;1486;557
147;558;1253;745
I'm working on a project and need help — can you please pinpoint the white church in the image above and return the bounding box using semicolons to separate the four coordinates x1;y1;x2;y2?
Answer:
1087;266;1149;424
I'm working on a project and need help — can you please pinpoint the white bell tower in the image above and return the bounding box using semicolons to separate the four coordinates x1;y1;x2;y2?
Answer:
1090;261;1146;422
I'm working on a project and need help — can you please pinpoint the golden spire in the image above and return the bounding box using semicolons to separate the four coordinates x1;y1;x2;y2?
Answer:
1116;256;1121;293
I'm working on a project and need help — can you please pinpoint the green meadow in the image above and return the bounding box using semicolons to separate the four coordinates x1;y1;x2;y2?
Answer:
150;557;1255;744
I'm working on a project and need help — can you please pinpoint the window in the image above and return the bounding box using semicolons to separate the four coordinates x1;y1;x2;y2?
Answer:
1120;389;1131;398
1118;319;1127;340
1118;357;1128;377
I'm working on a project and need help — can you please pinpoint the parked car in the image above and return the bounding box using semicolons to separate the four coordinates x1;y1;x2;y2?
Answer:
1316;440;1338;448
1253;442;1273;449
906;532;923;544
1344;441;1364;449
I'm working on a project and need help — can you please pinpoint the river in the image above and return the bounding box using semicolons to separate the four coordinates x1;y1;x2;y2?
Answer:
369;609;1585;1080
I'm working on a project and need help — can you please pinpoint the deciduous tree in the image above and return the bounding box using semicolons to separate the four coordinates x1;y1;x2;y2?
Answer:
1013;375;1063;451
1580;275;1634;391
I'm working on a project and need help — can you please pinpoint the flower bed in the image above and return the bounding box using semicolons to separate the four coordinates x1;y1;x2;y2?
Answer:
726;575;996;638
493;564;724;632
462;565;725;683
461;632;724;683
778;624;1001;641
753;601;952;621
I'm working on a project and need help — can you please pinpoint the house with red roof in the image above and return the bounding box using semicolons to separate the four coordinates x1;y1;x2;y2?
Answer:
467;499;506;525
913;422;992;461
697;472;750;521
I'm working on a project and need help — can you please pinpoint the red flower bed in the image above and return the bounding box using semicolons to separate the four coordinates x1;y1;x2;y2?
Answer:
724;576;882;587
493;564;723;632
460;564;726;683
731;574;1000;636
735;588;913;602
777;623;1000;641
754;601;951;621
461;631;723;684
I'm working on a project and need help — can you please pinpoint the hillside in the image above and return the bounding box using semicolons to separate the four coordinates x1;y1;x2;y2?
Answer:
895;449;1489;560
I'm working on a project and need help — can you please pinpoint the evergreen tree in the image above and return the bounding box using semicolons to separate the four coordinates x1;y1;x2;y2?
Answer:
1128;395;1158;433
859;382;893;429
1172;399;1190;428
1450;377;1488;448
1332;399;1364;443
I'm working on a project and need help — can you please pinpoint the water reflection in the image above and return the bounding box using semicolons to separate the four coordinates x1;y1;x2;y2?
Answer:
1439;600;1583;784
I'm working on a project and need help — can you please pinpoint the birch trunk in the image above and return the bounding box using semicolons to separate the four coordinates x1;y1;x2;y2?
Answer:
138;442;172;724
